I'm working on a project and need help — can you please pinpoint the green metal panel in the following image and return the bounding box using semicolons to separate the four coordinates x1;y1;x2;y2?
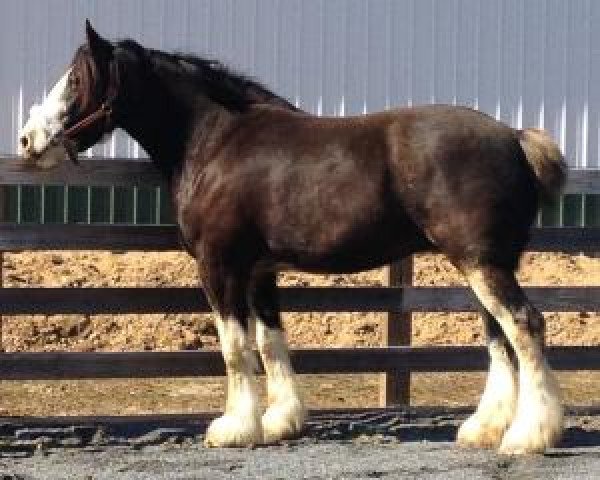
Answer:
135;186;157;225
585;194;600;227
113;186;135;224
539;197;561;227
20;186;41;224
66;186;89;224
89;186;111;223
2;185;598;229
159;187;175;225
562;194;584;227
0;186;18;223
42;185;66;224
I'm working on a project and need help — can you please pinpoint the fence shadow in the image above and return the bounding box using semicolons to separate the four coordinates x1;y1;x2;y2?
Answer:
561;426;600;448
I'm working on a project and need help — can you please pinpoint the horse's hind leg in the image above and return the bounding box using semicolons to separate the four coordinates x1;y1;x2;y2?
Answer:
465;265;563;454
251;271;306;443
199;260;263;448
457;309;517;448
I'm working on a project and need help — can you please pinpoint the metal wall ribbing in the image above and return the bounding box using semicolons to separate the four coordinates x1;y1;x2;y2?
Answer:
0;1;598;225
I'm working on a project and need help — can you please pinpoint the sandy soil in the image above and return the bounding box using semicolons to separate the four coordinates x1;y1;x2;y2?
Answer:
0;250;598;415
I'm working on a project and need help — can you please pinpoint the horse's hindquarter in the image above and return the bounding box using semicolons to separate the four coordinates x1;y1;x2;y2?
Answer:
386;106;539;267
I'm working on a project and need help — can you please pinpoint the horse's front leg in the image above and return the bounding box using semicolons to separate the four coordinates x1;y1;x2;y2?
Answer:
252;272;306;443
199;261;263;448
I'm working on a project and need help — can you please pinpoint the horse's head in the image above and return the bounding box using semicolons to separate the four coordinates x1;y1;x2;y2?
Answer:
18;20;131;168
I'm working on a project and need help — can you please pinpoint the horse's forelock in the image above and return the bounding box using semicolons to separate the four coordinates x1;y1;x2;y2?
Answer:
71;45;101;110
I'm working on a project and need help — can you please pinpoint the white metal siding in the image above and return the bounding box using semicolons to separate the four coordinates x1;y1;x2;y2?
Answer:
1;0;599;168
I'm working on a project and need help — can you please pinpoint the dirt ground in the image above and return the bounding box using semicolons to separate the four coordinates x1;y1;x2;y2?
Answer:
0;250;599;416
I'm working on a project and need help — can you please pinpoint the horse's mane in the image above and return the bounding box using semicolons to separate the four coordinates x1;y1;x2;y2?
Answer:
117;39;299;113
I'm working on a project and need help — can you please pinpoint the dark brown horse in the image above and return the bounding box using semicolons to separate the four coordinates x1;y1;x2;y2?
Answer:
19;21;567;454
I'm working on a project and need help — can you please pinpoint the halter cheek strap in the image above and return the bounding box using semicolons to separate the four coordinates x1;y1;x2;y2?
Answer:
62;59;120;139
61;101;113;138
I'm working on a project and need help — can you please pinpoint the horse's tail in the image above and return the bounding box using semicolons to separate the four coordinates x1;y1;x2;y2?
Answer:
518;128;567;201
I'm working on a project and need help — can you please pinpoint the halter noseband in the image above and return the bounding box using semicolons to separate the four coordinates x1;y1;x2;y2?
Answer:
62;59;120;139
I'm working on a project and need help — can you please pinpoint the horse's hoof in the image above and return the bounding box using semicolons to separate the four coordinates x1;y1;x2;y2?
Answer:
262;399;306;444
204;413;263;448
497;406;563;454
498;420;563;455
498;367;563;455
456;414;507;449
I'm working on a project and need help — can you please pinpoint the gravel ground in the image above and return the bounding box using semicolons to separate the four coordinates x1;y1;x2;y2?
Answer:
2;409;599;479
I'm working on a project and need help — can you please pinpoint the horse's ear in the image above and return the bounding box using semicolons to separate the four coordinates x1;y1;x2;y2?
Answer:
85;19;113;66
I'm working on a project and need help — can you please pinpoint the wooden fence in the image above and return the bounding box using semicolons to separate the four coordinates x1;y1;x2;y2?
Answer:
0;156;599;408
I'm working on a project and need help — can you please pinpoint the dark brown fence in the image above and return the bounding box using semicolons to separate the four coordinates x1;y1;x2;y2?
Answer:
0;156;599;407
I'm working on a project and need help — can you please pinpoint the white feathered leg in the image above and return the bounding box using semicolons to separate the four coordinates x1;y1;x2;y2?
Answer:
466;268;563;455
257;321;306;443
457;338;517;448
204;316;263;447
499;349;563;454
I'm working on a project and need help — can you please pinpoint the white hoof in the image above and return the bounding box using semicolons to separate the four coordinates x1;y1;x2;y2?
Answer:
204;413;263;448
499;369;564;454
498;405;563;455
457;410;512;449
458;341;517;449
262;398;306;444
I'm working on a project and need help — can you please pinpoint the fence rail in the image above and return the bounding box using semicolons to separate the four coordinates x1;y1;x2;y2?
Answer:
1;346;599;381
0;156;599;192
0;224;599;252
0;157;165;187
0;156;598;408
0;286;599;315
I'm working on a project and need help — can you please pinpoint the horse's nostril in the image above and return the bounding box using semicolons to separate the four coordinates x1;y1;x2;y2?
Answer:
20;135;29;149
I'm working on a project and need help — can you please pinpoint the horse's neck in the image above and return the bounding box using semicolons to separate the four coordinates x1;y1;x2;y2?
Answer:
120;87;229;178
118;60;295;178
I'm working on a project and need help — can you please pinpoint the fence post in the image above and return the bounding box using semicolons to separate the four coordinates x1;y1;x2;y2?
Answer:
379;256;413;406
0;188;5;350
0;250;3;352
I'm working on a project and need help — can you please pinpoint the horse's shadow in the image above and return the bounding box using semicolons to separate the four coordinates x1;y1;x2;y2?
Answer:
305;420;459;444
394;425;600;448
2;414;599;454
306;421;600;449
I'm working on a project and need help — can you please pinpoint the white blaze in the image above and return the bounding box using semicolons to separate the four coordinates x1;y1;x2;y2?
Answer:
18;68;72;157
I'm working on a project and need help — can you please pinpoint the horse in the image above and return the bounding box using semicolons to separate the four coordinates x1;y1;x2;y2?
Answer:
18;21;567;454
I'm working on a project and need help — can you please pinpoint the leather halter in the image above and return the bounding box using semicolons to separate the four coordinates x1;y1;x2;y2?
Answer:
62;59;120;139
62;101;114;138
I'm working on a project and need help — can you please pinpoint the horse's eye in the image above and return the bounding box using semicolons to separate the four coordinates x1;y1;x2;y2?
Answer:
69;73;80;88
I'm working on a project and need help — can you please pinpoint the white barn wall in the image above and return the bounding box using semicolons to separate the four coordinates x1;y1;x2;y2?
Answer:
0;0;598;169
